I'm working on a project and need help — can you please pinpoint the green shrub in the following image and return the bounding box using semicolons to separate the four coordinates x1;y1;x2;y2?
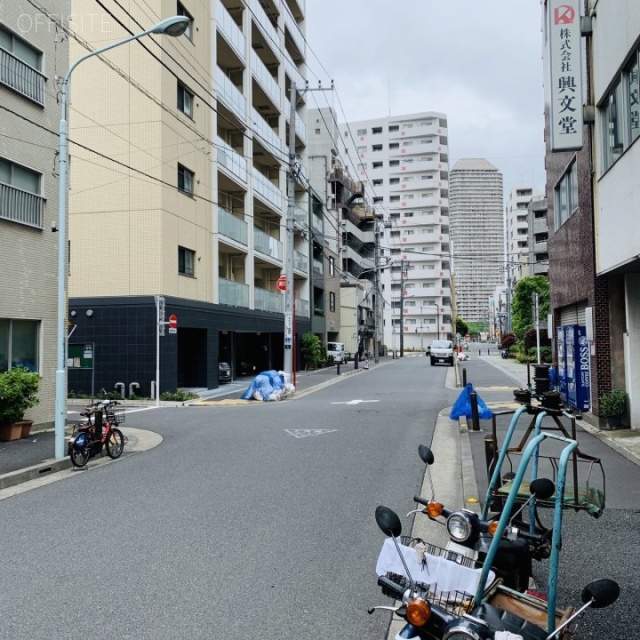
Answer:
599;389;627;417
161;390;199;402
301;333;324;369
0;367;40;425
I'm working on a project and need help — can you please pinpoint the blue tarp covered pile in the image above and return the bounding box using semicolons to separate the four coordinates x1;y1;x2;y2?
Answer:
450;383;493;420
241;370;295;401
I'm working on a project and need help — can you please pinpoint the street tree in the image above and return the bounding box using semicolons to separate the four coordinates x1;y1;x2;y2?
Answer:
511;276;550;338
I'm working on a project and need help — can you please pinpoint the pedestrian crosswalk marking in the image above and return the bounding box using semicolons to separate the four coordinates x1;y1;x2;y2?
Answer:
284;429;338;438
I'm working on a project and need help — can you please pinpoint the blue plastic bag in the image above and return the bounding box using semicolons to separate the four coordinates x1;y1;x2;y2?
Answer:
450;383;493;420
241;370;286;401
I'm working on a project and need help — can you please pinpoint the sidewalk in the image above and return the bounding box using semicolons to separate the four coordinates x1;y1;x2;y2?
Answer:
0;359;378;489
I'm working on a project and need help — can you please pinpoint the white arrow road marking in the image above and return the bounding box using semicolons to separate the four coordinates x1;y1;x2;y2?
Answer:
330;399;380;405
284;429;338;438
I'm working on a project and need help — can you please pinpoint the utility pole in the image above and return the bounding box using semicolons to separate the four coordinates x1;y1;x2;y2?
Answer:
533;291;541;364
283;80;333;383
373;216;380;363
400;259;406;357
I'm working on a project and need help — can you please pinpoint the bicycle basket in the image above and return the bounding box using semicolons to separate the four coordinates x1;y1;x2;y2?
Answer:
107;409;126;425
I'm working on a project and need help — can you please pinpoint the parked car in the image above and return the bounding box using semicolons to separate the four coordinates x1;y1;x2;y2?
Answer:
327;341;347;364
218;361;232;383
429;339;454;366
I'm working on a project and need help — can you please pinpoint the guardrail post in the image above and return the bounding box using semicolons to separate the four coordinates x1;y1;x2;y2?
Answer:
462;367;467;387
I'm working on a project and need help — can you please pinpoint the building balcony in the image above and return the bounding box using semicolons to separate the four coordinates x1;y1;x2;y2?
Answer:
293;250;308;274
0;49;44;105
216;68;246;122
329;167;363;195
285;99;306;143
216;0;245;60
282;4;304;54
534;240;548;253
217;137;247;184
249;0;279;52
255;286;283;313
252;167;283;211
398;231;440;245
0;182;44;228
295;297;310;317
254;227;283;262
218;206;248;246
219;277;249;307
252;107;283;158
251;50;281;110
284;53;306;94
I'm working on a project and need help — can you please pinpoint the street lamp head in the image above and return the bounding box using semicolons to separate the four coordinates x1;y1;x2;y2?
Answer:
150;16;191;37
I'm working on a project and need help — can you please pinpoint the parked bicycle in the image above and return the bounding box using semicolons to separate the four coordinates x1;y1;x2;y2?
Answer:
68;400;125;468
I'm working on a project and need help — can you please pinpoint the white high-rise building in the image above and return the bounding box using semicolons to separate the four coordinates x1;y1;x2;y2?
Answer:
450;159;504;323
505;186;543;282
340;112;452;352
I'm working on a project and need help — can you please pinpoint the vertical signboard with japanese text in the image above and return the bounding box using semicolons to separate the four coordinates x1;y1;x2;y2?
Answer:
549;0;584;150
561;325;590;411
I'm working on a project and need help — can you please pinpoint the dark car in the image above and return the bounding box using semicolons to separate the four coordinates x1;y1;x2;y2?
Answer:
218;361;232;383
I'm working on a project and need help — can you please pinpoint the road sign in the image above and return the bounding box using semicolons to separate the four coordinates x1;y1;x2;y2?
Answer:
276;275;287;292
169;315;177;334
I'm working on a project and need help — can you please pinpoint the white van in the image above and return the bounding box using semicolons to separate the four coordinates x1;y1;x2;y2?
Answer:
326;341;346;364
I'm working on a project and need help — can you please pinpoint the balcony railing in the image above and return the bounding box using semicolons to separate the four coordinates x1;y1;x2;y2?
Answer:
0;182;44;228
216;0;245;59
312;258;323;275
216;68;246;121
255;286;283;313
218;206;248;245
293;250;308;274
217;137;247;183
0;49;44;105
252;107;282;157
254;227;283;261
251;50;281;108
248;0;279;51
282;4;304;53
284;53;306;93
285;99;306;142
252;167;283;211
219;277;249;307
295;298;309;317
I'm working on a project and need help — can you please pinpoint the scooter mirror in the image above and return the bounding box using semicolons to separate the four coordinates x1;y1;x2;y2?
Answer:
418;444;435;466
530;478;555;501
375;505;403;538
581;579;620;608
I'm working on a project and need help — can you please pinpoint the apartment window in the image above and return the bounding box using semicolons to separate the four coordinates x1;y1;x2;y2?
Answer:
0;25;44;104
178;246;195;276
315;128;321;134
178;164;194;195
390;178;400;184
329;291;336;312
389;143;399;150
357;163;367;170
372;179;383;186
329;256;335;276
177;2;193;39
389;160;400;167
177;82;193;116
357;128;367;135
554;161;578;229
372;127;382;134
390;195;400;202
604;79;624;168
0;319;40;373
356;146;367;153
0;157;43;228
389;125;399;132
372;161;383;169
372;144;383;152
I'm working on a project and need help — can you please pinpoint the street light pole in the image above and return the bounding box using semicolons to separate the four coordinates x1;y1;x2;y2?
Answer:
53;16;191;459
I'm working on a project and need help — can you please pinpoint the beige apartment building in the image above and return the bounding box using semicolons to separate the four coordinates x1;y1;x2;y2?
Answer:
0;1;69;428
67;0;309;395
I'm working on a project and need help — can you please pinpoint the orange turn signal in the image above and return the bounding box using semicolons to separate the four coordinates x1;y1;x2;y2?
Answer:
426;502;444;518
406;599;431;627
488;521;499;537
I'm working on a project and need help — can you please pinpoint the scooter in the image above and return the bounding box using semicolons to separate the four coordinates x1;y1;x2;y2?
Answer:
411;445;552;592
369;433;620;639
370;503;619;640
501;348;509;359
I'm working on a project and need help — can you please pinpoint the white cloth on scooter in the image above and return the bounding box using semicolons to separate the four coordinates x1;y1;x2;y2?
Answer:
494;633;524;640
375;538;495;596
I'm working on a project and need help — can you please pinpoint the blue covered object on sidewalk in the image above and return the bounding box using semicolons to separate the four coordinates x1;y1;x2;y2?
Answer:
241;370;287;401
450;383;493;420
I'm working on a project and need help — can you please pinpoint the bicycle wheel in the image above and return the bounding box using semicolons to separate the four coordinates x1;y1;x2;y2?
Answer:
105;428;124;459
69;433;92;468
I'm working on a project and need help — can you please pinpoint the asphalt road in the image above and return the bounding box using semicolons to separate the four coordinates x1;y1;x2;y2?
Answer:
0;357;458;640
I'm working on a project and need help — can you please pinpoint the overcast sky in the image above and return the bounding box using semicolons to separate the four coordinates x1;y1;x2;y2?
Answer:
305;0;546;200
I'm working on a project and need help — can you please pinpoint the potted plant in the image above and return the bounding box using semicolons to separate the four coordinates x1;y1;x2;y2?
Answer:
0;367;40;440
599;388;628;429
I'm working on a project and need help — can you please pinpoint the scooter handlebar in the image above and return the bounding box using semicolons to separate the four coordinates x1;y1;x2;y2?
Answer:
377;575;406;600
413;495;429;506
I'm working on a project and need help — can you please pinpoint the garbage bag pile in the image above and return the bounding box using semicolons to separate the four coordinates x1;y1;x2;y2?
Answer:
241;370;295;401
449;383;493;420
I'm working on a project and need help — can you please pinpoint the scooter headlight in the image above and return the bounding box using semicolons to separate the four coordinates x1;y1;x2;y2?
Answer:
446;512;472;543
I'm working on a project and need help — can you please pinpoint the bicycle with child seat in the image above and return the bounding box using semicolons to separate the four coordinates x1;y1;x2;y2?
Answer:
68;399;125;468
